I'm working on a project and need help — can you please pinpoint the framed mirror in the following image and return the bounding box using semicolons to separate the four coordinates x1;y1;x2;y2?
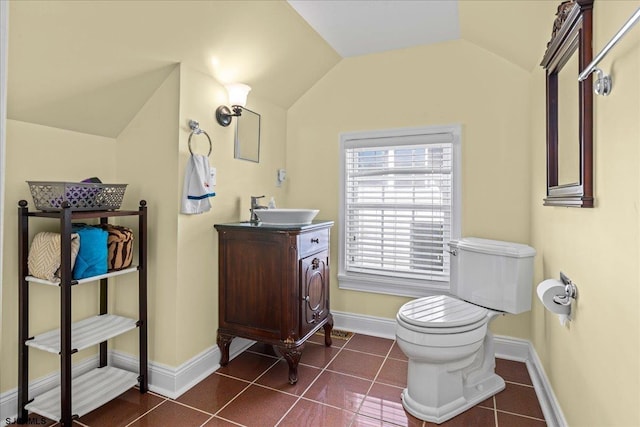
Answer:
541;0;594;207
234;107;261;163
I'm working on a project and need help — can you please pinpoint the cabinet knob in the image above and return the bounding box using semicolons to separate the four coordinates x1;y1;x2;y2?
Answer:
303;296;310;302
311;238;319;244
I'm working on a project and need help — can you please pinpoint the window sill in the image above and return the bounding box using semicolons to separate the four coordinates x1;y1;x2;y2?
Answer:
337;273;450;299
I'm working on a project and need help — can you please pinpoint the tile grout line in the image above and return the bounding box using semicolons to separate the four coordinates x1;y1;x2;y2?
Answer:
170;397;220;417
76;387;184;427
194;412;253;427
346;338;397;427
294;394;350;412
274;333;353;426
212;414;246;426
504;379;536;388
496;408;546;422
322;366;385;383
207;356;282;421
214;371;255;384
337;345;396;359
200;344;344;425
204;381;252;421
123;398;169;427
246;342;353;400
197;415;214;427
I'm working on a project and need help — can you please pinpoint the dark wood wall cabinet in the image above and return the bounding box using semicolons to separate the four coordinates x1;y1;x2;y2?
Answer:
17;201;148;426
214;221;334;384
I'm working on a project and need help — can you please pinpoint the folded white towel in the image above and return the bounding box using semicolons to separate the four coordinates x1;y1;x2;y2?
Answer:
181;154;216;214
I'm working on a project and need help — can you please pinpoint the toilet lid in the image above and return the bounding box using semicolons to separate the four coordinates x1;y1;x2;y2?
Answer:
398;295;489;329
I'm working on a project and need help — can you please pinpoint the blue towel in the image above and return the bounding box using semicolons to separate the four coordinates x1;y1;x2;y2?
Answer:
72;225;108;279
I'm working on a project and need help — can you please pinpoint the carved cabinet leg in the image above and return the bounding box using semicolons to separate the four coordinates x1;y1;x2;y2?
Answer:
279;344;304;384
217;332;234;366
323;314;334;347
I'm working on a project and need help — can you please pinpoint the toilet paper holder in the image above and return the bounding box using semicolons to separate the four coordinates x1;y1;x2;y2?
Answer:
553;272;578;306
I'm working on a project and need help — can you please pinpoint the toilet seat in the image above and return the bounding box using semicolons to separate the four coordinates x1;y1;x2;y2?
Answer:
398;295;489;334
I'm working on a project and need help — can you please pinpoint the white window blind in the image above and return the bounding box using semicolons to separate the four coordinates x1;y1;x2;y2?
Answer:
339;126;461;297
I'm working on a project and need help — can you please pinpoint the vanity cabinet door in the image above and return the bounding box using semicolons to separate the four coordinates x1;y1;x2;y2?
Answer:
300;250;329;337
217;229;287;339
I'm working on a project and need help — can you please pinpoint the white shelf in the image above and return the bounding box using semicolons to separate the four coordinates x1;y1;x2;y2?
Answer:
25;266;139;286
25;366;138;421
26;314;137;354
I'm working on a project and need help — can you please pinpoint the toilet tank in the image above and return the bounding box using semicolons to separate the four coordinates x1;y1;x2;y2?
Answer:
448;238;536;314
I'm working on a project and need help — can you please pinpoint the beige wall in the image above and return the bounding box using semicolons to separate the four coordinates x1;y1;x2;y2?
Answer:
530;2;640;425
0;121;117;391
111;65;181;366
174;65;289;362
286;39;533;337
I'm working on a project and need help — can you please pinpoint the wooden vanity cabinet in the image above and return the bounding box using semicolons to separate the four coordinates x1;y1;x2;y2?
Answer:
214;221;334;384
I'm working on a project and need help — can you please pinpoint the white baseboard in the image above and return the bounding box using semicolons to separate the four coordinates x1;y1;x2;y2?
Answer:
110;337;253;400
1;312;566;427
332;310;397;339
333;310;567;427
0;337;253;422
493;335;531;362
523;341;568;427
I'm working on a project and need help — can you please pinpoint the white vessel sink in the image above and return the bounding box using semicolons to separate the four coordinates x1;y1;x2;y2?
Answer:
255;208;319;225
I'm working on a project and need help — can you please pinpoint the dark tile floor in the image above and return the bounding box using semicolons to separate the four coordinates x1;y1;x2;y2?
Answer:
33;332;547;426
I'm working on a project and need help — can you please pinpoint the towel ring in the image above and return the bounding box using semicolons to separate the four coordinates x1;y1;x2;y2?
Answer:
188;119;212;157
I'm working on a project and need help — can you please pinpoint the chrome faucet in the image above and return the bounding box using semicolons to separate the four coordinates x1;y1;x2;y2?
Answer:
250;195;267;223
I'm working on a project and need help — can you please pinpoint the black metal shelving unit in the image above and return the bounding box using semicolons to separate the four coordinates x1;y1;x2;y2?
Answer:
17;200;148;426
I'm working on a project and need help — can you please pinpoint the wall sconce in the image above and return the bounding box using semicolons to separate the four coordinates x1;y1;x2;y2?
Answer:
215;83;251;127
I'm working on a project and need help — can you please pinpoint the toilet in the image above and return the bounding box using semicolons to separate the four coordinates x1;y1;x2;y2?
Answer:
395;237;536;424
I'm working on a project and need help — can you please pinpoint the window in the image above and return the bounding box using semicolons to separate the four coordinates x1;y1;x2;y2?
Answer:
338;125;461;298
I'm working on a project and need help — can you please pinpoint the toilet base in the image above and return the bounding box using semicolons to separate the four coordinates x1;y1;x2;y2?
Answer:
401;372;505;424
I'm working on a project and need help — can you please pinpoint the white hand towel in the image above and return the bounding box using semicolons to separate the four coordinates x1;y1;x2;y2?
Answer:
181;154;216;214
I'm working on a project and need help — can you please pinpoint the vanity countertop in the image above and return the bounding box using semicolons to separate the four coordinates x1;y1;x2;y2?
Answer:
214;220;334;232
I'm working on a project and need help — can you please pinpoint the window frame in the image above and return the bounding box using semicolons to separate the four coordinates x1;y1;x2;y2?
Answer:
338;124;462;298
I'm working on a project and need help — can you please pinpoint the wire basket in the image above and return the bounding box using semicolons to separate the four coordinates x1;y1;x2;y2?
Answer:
27;181;128;211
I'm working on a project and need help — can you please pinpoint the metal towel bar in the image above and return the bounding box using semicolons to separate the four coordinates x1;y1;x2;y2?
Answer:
578;7;640;95
188;119;212;157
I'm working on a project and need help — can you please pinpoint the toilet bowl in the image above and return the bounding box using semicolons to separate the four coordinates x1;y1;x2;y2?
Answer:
395;238;536;424
396;295;504;423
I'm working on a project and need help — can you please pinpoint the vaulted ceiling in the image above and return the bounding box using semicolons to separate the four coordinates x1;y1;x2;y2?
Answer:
287;0;461;58
7;1;557;138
